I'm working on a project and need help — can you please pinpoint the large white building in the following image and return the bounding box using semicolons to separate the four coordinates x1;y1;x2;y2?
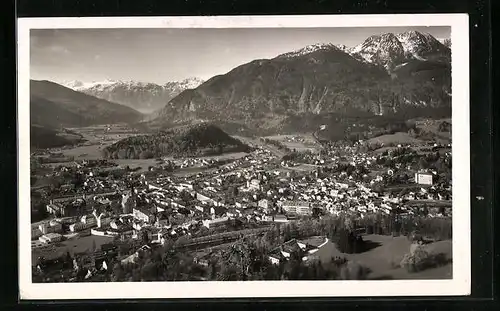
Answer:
38;221;62;235
415;172;433;185
133;208;155;224
39;233;63;244
69;222;95;232
281;201;312;216
202;216;230;229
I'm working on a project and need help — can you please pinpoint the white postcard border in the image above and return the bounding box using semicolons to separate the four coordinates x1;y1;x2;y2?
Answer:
17;14;470;299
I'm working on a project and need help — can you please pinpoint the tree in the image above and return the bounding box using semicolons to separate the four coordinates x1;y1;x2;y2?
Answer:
418;157;430;170
141;260;160;281
111;263;124;282
142;231;150;245
139;150;154;159
48;177;62;190
72;172;85;189
179;190;192;203
339;261;366;280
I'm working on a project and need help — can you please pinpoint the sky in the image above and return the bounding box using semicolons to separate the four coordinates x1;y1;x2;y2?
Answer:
30;26;450;85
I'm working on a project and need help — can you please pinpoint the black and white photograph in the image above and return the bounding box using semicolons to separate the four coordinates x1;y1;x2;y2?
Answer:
17;15;470;299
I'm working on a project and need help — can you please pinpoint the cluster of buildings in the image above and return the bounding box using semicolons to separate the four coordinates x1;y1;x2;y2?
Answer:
267;238;320;265
31;133;453;281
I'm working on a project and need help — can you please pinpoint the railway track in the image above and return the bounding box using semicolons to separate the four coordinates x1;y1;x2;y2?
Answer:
174;226;272;251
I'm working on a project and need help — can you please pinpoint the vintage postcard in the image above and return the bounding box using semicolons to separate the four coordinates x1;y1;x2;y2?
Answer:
17;14;470;299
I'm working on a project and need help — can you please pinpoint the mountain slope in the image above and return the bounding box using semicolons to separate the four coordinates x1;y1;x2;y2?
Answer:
158;47;389;123
30;80;144;128
30;124;85;149
63;78;204;113
102;122;250;159
154;31;451;135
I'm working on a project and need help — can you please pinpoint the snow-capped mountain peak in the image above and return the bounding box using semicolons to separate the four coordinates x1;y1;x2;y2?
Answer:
61;78;205;113
276;43;338;58
350;32;404;66
62;80;85;89
172;77;204;90
63;79;120;91
335;44;350;52
349;30;450;70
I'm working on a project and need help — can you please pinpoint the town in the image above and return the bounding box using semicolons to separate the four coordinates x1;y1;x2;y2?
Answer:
30;123;452;282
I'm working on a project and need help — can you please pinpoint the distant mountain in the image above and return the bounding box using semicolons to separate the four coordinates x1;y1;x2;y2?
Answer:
63;78;204;113
349;31;450;71
102;122;250;159
30;80;144;128
154;31;451;135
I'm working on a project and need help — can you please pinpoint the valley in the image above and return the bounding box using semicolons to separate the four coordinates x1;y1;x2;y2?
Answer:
28;28;453;283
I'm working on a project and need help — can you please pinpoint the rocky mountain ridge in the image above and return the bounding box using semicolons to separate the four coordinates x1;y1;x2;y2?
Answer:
63;77;204;113
153;31;451;135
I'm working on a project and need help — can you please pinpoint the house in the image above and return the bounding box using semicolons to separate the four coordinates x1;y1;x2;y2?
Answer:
46;202;81;217
258;198;273;212
415;172;433;185
39;232;63;244
69;221;95;232
196;192;220;206
268;251;285;265
193;251;213;267
281;201;312;216
133;207;156;224
247;179;261;190
202;216;230;229
107;225;134;239
267;239;315;265
81;214;97;225
38;221;62;234
121;191;136;214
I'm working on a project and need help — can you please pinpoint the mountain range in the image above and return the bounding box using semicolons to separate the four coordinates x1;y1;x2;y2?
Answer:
154;30;451;135
32;30;451;144
63;77;204;113
31;79;144;128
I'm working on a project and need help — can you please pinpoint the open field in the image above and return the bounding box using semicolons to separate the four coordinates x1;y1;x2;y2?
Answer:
191;152;249;162
58;144;110;160
32;235;116;264
264;134;320;152
414;118;452;144
44;125;251;166
45;124;143;160
233;135;284;155
414;118;451;132
367;132;423;146
281;163;319;173
309;234;452;280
